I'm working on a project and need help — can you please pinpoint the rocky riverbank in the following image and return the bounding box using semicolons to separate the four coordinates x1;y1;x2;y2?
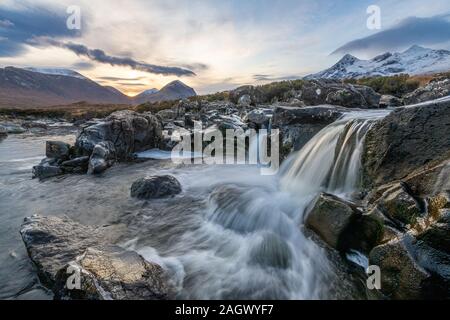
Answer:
14;78;450;300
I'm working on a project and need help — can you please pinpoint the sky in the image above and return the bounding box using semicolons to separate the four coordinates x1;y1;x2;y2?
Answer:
1;0;450;96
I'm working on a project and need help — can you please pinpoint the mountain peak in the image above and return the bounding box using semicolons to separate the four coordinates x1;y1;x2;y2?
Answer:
306;46;450;80
133;80;196;104
336;54;359;65
163;80;191;89
403;45;430;54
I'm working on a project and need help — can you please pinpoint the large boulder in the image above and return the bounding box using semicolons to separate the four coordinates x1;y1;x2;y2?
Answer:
362;99;450;188
414;210;450;298
75;110;163;161
305;193;383;253
229;86;264;105
130;175;182;200
273;105;345;158
54;245;172;300
297;80;381;108
20;215;106;286
369;236;430;300
20;215;173;300
403;78;450;105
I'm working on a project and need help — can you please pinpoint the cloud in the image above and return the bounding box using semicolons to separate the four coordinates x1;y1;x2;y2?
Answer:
71;61;94;70
253;74;299;82
0;3;82;56
0;19;14;28
32;38;196;77
117;82;146;86
97;76;146;81
332;15;450;56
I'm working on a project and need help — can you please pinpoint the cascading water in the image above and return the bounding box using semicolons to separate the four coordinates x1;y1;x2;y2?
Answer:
280;110;389;198
0;109;391;300
128;109;390;300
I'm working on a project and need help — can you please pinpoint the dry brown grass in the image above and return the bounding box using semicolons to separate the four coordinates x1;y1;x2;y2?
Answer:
0;102;133;121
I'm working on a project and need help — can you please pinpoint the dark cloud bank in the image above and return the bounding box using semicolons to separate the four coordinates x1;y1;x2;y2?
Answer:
332;15;450;56
0;3;199;77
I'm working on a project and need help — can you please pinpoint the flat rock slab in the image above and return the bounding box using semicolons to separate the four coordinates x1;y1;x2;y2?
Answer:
20;215;174;300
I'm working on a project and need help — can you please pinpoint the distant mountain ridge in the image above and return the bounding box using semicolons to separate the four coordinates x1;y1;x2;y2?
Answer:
133;80;196;105
0;66;196;108
306;45;450;80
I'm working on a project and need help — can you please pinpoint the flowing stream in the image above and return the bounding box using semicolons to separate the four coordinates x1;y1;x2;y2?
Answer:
0;109;389;300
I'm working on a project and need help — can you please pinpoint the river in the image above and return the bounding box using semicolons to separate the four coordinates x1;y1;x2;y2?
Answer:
0;109;389;300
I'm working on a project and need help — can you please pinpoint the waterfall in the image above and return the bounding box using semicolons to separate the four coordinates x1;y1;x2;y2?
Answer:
130;109;391;300
280;110;389;198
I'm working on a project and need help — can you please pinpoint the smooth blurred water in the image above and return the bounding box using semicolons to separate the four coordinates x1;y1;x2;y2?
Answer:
0;110;389;300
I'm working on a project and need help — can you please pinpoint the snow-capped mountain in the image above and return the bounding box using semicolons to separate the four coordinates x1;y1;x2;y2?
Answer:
306;45;450;79
24;67;87;80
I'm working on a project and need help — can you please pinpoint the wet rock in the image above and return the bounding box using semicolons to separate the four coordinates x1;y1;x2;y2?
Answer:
20;215;107;287
403;78;450;105
306;193;383;253
131;175;182;199
54;245;173;300
362;99;450;188
379;95;403;108
32;158;63;180
414;210;450;298
375;184;423;227
75;110;162;160
273;105;345;158
60;156;89;174
88;141;116;175
46;141;71;160
20;215;174;300
369;237;430;300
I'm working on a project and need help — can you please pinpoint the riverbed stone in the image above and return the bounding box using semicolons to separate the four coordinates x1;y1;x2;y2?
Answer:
376;184;423;227
54;245;173;300
32;158;64;180
46;141;71;160
306;193;383;253
131;175;182;199
20;215;174;300
369;237;430;300
88;141;116;175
